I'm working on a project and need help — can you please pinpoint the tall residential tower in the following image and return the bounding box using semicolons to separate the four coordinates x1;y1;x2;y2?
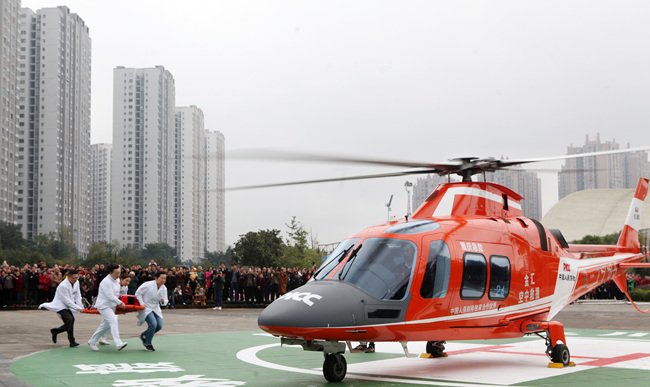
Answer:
90;143;111;243
204;129;225;253
0;0;20;224
18;6;91;252
559;134;650;199
175;106;205;261
111;66;175;248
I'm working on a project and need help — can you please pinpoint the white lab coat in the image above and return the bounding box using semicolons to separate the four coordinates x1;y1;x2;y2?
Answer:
39;277;83;318
94;275;122;310
135;280;168;326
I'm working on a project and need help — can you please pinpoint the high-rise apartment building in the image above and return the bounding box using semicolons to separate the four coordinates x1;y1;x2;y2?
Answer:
411;175;450;215
111;66;175;248
559;134;650;199
90;143;111;243
204;129;225;253
0;0;20;224
411;168;541;220
484;168;542;220
18;6;91;253
175;106;205;261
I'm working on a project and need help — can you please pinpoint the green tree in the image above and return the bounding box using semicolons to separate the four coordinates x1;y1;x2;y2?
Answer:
0;221;30;251
142;242;177;265
572;232;621;245
233;229;284;268
204;246;232;267
49;227;78;262
279;217;323;268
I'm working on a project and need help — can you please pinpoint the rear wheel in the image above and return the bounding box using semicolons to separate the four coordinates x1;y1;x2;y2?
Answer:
551;343;570;366
425;341;446;357
323;353;347;382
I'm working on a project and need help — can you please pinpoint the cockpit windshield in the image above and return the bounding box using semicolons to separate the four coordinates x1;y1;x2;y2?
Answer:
338;238;416;301
313;238;360;281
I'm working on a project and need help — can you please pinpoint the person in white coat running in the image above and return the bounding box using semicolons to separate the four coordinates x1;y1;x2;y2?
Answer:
39;269;83;347
87;264;127;351
135;271;168;351
98;273;132;346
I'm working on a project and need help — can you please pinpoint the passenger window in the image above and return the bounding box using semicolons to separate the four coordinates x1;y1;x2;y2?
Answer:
488;255;510;300
420;240;450;299
461;253;487;299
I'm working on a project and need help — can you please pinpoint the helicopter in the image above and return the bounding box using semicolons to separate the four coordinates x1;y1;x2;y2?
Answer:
243;147;650;383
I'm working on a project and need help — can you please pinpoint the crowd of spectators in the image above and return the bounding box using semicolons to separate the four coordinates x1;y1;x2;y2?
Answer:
0;260;316;309
4;260;650;308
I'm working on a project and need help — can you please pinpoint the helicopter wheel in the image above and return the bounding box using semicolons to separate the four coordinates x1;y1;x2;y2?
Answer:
425;341;446;358
550;343;570;366
323;353;347;382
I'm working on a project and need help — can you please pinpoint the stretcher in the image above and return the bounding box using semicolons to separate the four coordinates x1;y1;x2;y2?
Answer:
82;295;145;315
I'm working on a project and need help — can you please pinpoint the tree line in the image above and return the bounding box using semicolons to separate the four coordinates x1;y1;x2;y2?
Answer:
0;216;323;270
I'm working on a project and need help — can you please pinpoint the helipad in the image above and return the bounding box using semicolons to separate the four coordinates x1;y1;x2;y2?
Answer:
10;328;650;386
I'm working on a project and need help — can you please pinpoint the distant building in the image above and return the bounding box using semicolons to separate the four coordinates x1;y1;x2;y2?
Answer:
90;144;111;243
18;6;92;253
412;175;451;213
411;169;541;220
558;133;650;200
484;168;542;220
0;0;20;224
175;106;206;261
111;66;175;249
204;130;225;253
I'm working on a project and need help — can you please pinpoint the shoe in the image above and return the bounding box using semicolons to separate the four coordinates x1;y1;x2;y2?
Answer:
140;334;146;347
117;342;128;351
145;344;155;352
87;342;99;351
98;339;110;345
212;306;218;310
364;345;375;353
70;342;80;347
354;344;367;351
50;329;57;344
218;306;222;310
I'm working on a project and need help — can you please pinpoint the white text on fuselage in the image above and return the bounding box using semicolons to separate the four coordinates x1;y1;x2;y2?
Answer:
459;242;484;253
279;291;322;306
450;302;497;315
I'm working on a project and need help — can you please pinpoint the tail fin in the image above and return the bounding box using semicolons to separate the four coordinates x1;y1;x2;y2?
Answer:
617;177;649;249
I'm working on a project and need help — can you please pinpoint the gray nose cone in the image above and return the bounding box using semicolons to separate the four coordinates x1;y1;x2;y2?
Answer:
258;280;367;329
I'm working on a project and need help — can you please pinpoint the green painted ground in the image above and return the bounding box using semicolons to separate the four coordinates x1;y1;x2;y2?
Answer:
11;329;650;386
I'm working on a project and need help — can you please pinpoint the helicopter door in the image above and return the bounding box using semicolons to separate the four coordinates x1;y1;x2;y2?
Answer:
405;239;452;327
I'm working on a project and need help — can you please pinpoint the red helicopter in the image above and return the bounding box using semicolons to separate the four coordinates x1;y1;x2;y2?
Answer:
244;148;650;382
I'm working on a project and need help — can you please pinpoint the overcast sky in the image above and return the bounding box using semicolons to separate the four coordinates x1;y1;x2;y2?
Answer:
22;0;650;249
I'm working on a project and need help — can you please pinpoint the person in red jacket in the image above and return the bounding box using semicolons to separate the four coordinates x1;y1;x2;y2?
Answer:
38;270;51;304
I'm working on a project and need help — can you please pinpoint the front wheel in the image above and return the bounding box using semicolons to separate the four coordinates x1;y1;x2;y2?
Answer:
551;343;570;366
323;353;347;382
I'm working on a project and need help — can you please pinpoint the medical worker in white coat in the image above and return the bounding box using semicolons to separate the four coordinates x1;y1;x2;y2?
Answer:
39;269;83;347
135;271;168;351
87;264;127;351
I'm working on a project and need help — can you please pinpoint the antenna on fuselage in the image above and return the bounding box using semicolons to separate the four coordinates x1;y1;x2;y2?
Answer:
386;194;393;221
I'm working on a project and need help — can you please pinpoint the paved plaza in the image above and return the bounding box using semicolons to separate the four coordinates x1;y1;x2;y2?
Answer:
1;302;649;386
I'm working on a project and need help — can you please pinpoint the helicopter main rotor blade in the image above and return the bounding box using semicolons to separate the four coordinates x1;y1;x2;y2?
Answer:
226;168;440;191
226;145;650;188
227;148;460;171
495;146;650;169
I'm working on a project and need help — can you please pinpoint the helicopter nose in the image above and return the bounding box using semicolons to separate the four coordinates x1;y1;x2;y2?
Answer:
258;280;367;332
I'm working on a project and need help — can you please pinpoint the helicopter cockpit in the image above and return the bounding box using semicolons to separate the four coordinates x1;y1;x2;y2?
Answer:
314;237;417;301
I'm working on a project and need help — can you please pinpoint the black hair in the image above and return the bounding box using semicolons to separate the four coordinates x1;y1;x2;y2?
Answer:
107;264;121;274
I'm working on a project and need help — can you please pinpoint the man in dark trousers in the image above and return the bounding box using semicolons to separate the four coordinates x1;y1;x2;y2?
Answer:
38;269;84;347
